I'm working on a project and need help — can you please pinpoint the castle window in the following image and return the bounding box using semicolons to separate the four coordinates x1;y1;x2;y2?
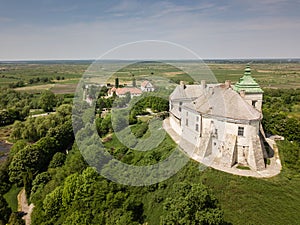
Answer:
179;107;182;112
179;102;182;112
195;124;199;132
196;116;199;122
252;100;257;107
186;118;188;126
186;111;188;116
238;127;244;136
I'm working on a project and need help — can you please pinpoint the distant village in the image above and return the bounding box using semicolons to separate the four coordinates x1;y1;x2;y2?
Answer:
83;77;155;105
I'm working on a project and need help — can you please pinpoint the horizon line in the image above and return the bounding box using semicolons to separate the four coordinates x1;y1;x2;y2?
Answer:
0;57;299;62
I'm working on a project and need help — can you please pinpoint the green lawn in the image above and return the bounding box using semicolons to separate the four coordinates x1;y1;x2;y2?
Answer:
200;168;300;225
134;159;300;225
4;184;22;212
101;119;300;225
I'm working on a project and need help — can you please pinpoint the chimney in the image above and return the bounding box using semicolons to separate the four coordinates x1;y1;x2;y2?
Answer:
240;90;245;98
180;81;186;89
201;80;206;89
225;80;231;89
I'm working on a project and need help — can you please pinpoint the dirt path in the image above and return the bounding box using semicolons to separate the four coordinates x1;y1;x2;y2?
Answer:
17;189;34;225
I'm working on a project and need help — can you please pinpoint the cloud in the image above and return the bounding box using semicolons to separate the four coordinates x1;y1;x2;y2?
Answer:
0;0;299;59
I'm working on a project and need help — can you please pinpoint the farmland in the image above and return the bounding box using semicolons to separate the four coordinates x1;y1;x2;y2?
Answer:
0;60;299;225
0;60;300;94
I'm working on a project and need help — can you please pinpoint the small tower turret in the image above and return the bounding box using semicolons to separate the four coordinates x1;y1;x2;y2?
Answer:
233;65;263;111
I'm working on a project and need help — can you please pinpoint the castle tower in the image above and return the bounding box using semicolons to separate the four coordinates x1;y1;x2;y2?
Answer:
233;65;263;111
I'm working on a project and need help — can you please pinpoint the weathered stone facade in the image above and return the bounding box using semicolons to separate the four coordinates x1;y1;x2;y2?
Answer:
169;66;266;171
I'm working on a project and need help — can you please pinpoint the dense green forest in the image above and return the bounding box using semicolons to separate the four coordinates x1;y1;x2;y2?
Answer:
262;88;300;173
0;79;300;224
0;87;227;225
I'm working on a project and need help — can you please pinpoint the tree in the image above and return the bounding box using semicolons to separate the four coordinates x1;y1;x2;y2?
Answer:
124;92;131;104
0;194;11;224
132;77;136;87
49;152;66;168
43;186;63;218
99;86;108;97
99;114;112;136
0;162;11;194
31;172;51;194
9;137;58;185
88;85;98;99
47;120;74;150
62;173;79;209
38;90;56;112
63;211;91;225
7;212;25;225
56;104;72;118
115;77;119;88
161;182;225;225
9;140;28;158
30;171;51;203
96;98;107;112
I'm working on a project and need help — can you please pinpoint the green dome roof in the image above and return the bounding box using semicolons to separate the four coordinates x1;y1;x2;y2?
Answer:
233;65;263;94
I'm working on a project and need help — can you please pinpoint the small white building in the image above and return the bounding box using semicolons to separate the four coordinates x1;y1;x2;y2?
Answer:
141;80;155;92
169;66;266;171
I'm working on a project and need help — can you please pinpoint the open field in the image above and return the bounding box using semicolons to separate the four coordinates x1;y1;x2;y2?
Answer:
86;61;300;92
0;62;88;94
1;61;299;94
209;63;300;89
0;63;88;83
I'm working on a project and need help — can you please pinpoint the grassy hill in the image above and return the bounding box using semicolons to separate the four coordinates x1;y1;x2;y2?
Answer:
101;120;300;224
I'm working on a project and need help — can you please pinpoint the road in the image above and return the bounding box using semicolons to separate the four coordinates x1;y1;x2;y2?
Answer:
18;189;34;225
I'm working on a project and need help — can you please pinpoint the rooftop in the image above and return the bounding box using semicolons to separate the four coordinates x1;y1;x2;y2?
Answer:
116;87;142;95
233;65;263;94
185;85;262;121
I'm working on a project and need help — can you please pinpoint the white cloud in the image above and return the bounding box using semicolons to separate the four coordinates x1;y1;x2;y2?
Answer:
0;0;299;59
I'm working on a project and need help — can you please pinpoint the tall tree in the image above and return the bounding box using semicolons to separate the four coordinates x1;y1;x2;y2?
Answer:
38;90;56;112
0;194;11;224
161;182;225;225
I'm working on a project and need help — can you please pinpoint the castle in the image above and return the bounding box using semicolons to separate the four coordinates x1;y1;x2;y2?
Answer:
168;65;267;171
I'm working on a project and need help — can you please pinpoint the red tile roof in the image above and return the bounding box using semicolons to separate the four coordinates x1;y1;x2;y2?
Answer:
116;87;142;95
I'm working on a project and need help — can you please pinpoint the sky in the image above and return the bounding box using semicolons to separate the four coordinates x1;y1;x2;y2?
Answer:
0;0;299;60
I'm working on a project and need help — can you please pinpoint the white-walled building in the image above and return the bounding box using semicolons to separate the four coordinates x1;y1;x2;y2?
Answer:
169;66;266;171
141;80;155;92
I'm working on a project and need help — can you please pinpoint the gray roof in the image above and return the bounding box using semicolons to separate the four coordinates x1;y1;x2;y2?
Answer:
179;84;262;121
170;84;216;100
